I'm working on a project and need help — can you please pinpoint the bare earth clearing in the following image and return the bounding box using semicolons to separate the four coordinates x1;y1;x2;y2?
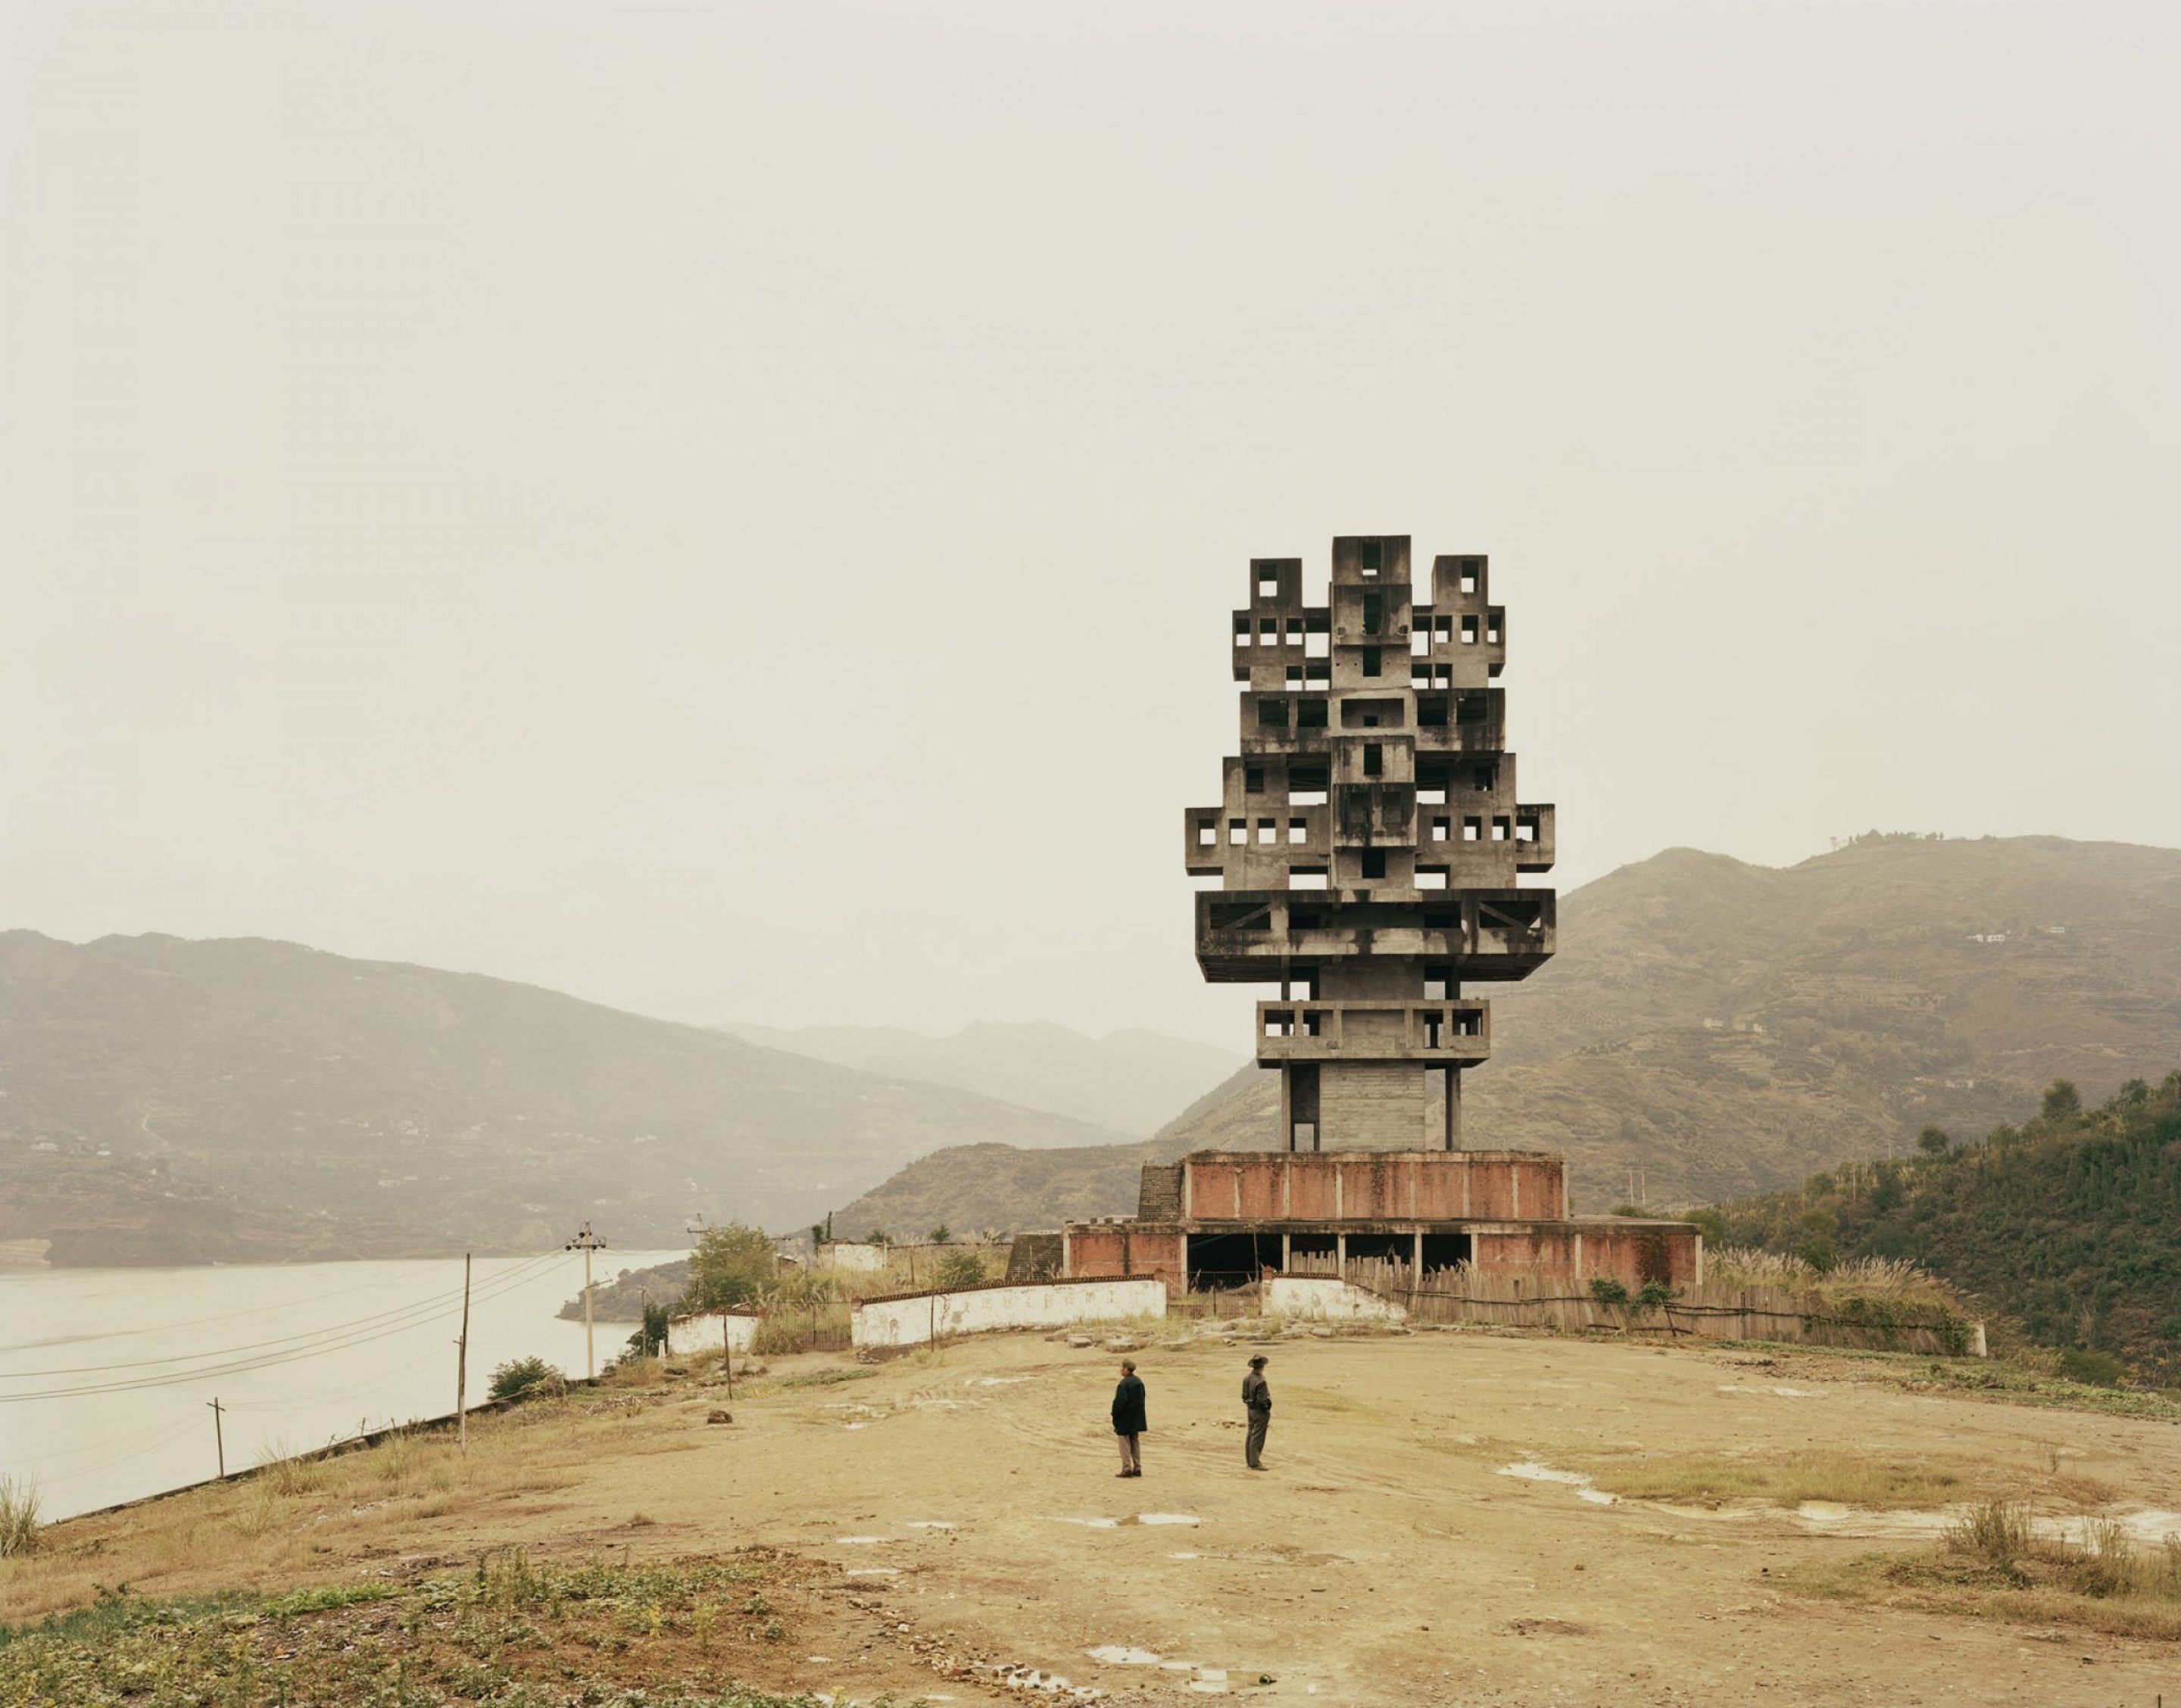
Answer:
11;1326;2181;1706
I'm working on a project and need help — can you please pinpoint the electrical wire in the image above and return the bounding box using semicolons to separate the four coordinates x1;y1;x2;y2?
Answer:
0;1254;580;1402
0;1258;516;1356
0;1251;570;1381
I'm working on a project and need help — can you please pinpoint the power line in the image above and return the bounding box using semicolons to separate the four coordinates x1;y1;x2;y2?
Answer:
0;1254;579;1402
0;1251;569;1381
0;1259;516;1356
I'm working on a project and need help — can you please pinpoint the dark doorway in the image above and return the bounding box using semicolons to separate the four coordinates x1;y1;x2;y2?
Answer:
1343;1232;1411;1264
1421;1232;1473;1274
1187;1231;1281;1292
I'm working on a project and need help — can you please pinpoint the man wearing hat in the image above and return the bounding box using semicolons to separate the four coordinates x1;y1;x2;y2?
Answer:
1241;1354;1271;1470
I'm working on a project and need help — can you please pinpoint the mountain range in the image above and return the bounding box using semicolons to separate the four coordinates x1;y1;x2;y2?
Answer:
713;1020;1242;1139
828;835;2181;1233
0;932;1141;1265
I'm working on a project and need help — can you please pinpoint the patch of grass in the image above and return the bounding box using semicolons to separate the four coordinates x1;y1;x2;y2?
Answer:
1799;1499;2181;1641
0;1552;825;1706
0;1479;39;1560
252;1439;323;1498
1581;1449;1980;1510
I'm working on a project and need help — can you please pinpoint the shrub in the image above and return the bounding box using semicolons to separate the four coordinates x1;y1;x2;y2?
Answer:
625;1299;670;1359
933;1251;985;1291
2058;1348;2127;1389
1587;1276;1630;1307
1634;1281;1677;1311
2042;1078;2081;1119
0;1476;40;1559
487;1355;566;1403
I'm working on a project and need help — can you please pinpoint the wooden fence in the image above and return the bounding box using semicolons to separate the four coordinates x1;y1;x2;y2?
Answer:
1287;1254;1982;1356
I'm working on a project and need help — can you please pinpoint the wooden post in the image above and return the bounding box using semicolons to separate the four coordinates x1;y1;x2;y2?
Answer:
207;1396;225;1479
456;1253;472;1453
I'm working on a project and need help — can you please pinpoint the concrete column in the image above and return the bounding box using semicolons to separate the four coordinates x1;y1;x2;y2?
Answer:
1444;1067;1463;1150
1412;1230;1424;1273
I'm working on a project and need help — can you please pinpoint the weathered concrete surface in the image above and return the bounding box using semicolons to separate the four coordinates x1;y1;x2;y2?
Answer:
665;1308;760;1357
1262;1275;1407;1321
852;1277;1166;1349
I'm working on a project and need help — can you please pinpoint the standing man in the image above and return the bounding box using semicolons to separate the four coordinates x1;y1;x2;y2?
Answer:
1242;1353;1271;1470
1111;1357;1146;1478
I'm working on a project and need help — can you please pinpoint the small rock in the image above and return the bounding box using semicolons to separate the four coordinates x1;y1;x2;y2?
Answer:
1309;1326;1334;1339
1069;1335;1094;1348
707;1409;734;1424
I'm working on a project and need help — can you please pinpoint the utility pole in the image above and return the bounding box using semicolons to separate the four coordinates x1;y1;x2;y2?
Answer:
207;1396;225;1479
455;1253;472;1453
566;1222;606;1380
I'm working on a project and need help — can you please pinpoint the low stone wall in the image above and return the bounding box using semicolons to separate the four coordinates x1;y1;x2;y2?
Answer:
851;1276;1167;1351
1262;1275;1409;1322
665;1310;760;1357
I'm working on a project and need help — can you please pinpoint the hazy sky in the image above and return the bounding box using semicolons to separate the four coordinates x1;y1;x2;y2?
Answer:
3;2;2176;1048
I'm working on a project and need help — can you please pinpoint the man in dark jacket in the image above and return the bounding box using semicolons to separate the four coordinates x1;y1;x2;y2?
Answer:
1242;1354;1271;1470
1111;1359;1146;1476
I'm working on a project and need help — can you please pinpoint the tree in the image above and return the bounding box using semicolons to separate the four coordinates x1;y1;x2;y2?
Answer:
928;1224;953;1245
625;1298;670;1358
1916;1124;1952;1157
2042;1080;2081;1120
934;1251;984;1290
685;1222;778;1312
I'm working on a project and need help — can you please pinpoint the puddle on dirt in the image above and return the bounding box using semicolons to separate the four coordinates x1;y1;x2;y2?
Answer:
1049;1516;1122;1529
991;1661;1100;1698
1715;1383;1826;1398
904;1520;956;1529
1083;1647;1230;1692
844;1567;900;1577
1496;1459;1618;1504
1168;1551;1201;1560
969;1376;1034;1387
1137;1513;1203;1526
835;1535;892;1544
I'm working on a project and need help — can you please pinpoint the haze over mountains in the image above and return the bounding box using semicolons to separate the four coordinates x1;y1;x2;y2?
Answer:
8;834;2176;1267
715;1021;1243;1139
832;835;2181;1234
0;933;1144;1266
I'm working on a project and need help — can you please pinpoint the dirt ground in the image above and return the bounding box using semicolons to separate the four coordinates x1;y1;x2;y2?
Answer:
22;1324;2181;1706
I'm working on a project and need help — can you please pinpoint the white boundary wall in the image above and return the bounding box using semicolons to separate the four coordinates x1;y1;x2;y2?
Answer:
1262;1276;1409;1322
852;1278;1167;1350
665;1310;761;1357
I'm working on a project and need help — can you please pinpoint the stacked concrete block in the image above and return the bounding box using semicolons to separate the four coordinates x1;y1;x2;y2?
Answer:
1184;538;1556;1151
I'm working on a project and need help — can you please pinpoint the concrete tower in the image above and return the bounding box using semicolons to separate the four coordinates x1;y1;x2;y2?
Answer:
1184;538;1556;1150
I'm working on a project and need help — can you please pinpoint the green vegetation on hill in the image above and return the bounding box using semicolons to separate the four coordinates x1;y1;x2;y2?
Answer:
0;932;1131;1266
1712;1075;2181;1386
831;835;2181;1233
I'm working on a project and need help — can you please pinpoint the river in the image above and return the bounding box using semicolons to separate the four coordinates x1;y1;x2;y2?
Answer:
0;1250;686;1521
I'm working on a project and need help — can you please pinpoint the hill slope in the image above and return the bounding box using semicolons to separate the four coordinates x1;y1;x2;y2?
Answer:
829;835;2181;1231
1712;1075;2181;1384
0;933;1131;1265
716;1020;1243;1139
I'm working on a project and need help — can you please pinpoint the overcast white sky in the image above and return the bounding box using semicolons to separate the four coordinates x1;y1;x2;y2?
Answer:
3;2;2176;1047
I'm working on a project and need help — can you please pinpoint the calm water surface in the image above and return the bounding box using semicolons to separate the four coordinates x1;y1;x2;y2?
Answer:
0;1251;685;1519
